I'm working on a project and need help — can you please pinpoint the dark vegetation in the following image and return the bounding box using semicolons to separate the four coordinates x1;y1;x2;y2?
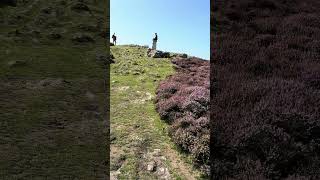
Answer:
212;0;320;179
0;0;109;179
155;57;210;174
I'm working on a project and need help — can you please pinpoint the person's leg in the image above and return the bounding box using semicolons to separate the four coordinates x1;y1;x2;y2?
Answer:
152;40;156;49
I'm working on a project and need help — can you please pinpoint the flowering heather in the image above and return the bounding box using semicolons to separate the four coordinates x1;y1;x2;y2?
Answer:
155;57;210;174
212;0;320;179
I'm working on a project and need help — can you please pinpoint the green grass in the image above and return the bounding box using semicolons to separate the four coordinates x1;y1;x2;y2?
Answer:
110;45;203;179
0;0;108;179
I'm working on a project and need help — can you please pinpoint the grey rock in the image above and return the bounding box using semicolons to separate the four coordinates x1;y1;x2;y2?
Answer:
147;161;156;172
170;53;188;58
147;49;170;58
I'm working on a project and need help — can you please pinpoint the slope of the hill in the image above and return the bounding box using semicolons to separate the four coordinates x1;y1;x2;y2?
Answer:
212;0;320;179
0;0;109;179
155;57;210;175
110;45;204;179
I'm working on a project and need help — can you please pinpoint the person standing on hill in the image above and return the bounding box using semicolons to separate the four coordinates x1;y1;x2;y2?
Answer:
152;33;158;50
112;33;117;45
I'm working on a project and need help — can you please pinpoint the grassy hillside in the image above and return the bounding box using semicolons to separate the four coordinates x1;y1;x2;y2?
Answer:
0;0;109;179
110;45;204;179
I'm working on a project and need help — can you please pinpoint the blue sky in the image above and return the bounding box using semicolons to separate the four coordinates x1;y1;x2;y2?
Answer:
110;0;210;60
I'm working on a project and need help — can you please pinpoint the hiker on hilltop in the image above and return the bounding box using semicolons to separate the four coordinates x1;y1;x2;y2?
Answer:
152;33;158;50
112;33;117;45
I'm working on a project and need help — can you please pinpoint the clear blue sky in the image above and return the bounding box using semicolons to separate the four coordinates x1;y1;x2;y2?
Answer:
110;0;210;60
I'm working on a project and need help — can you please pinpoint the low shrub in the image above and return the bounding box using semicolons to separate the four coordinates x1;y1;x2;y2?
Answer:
212;0;320;179
155;57;210;174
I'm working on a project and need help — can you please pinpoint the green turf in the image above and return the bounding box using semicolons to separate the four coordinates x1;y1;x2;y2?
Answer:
0;0;109;179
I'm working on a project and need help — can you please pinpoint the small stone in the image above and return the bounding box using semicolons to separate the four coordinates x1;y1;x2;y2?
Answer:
160;156;166;161
147;161;155;172
158;167;165;174
153;149;161;156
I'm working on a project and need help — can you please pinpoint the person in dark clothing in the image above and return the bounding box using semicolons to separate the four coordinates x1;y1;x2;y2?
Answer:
153;33;158;41
152;33;158;50
112;33;117;45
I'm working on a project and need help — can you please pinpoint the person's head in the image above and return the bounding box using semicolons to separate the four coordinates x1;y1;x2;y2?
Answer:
155;33;157;35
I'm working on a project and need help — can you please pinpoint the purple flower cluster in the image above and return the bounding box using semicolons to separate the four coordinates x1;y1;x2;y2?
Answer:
155;57;210;174
212;0;320;178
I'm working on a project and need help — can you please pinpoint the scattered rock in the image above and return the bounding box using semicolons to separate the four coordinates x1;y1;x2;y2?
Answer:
152;149;161;157
72;33;94;43
147;161;156;172
170;53;188;58
110;170;121;180
147;49;170;58
156;167;171;180
7;60;26;67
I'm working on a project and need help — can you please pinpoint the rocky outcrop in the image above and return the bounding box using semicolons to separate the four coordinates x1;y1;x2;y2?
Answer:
170;53;188;58
147;49;170;58
144;149;171;180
